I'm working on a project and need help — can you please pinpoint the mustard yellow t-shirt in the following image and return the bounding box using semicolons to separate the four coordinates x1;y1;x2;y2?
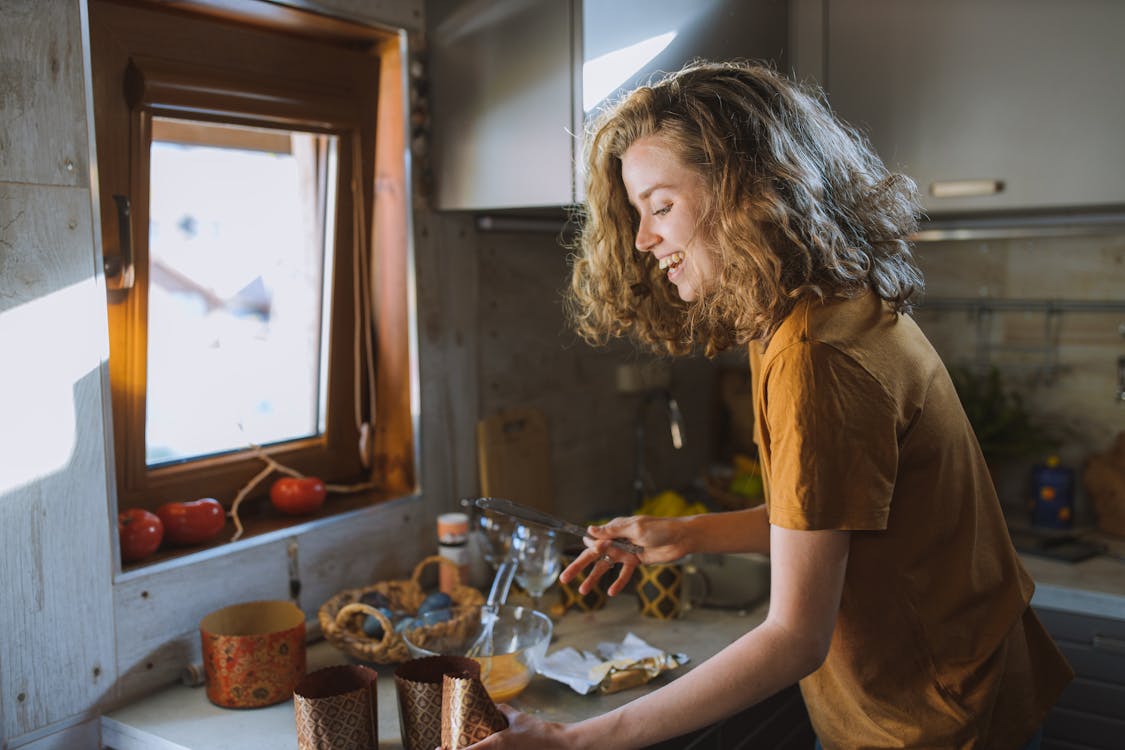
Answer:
752;292;1072;750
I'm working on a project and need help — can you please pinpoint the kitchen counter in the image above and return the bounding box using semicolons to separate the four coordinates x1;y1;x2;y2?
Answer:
102;595;769;750
102;540;1125;750
1022;531;1125;620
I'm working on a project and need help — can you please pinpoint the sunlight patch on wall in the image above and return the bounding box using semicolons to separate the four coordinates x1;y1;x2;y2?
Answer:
0;279;107;496
583;31;677;112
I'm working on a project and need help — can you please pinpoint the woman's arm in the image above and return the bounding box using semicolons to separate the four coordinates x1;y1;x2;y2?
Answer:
477;524;850;750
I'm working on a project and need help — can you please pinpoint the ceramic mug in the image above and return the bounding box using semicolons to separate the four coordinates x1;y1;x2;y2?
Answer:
635;561;708;619
557;552;610;613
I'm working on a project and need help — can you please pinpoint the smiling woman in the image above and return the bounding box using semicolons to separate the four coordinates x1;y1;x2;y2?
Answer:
89;0;416;561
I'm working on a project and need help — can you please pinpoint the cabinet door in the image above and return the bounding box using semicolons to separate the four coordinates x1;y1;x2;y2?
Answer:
429;0;578;210
1036;607;1125;750
825;0;1125;215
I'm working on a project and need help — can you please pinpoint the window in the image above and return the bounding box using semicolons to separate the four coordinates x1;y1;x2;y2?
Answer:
90;0;416;558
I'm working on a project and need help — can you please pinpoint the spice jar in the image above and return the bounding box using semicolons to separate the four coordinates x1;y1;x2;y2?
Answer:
437;512;470;594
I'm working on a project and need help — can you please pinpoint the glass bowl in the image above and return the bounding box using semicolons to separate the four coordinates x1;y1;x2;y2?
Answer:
400;604;552;702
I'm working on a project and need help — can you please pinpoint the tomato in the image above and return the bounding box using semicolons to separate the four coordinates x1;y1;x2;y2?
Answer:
155;498;226;545
269;476;327;516
118;508;164;563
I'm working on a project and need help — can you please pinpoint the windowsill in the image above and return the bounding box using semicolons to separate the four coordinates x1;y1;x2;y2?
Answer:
115;486;421;583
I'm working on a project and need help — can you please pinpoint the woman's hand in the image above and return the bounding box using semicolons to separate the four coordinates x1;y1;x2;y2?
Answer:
559;515;696;596
466;704;572;749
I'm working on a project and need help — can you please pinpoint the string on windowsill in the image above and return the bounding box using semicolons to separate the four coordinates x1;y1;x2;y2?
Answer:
353;133;377;470
227;448;377;542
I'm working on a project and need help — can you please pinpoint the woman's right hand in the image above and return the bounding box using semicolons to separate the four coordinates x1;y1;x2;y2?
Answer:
559;515;695;596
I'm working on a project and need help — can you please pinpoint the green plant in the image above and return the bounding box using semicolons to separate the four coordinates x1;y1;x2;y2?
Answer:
949;366;1059;463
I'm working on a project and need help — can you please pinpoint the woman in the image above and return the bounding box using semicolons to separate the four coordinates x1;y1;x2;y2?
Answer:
473;61;1071;750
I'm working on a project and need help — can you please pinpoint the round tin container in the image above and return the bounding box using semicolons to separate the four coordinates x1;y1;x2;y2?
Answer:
200;599;306;708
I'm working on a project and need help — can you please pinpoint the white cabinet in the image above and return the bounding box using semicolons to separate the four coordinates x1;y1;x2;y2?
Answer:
428;0;787;211
806;0;1125;217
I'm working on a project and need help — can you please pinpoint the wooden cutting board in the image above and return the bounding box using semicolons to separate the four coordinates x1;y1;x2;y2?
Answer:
477;407;554;513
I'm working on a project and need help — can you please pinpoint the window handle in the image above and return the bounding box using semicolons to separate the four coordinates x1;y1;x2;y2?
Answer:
104;194;135;291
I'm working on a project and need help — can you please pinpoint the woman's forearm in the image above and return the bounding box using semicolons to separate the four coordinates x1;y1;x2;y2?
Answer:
684;505;770;556
560;619;820;750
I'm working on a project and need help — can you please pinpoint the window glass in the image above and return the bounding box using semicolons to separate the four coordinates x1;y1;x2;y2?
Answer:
145;118;338;466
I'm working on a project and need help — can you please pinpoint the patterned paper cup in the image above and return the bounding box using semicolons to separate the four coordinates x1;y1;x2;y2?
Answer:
293;665;378;750
395;656;481;750
200;599;306;708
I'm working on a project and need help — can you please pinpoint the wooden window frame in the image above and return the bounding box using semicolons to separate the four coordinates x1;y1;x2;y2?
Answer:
91;0;416;550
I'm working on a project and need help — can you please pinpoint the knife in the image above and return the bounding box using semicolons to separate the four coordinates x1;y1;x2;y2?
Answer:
472;497;644;557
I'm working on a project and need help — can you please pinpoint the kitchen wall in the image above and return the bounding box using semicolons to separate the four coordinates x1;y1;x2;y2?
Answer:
913;233;1125;523
474;225;721;523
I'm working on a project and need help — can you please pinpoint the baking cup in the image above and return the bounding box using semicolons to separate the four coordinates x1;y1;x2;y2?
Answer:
293;665;378;750
200;599;306;708
442;670;509;750
395;656;506;750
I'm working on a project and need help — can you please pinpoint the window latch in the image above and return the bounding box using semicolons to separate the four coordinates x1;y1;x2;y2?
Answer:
104;194;135;291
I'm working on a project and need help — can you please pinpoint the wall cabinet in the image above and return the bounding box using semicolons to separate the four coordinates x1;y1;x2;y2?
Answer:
428;0;787;211
804;0;1125;217
1036;607;1125;750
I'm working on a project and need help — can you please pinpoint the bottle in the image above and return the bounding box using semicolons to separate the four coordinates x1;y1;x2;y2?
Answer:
437;512;470;594
1031;455;1074;529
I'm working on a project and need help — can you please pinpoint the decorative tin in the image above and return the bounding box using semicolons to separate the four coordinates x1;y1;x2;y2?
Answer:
200;599;306;708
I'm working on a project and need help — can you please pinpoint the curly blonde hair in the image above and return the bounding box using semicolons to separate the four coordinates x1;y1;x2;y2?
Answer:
566;60;924;356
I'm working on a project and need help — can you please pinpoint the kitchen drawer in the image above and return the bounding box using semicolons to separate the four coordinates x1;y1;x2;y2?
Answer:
1053;677;1125;718
1036;607;1125;687
1043;706;1125;750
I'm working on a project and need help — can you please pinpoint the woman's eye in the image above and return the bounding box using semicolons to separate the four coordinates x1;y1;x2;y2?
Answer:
653;204;672;216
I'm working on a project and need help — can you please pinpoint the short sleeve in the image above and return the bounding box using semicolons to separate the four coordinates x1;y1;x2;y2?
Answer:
758;341;898;531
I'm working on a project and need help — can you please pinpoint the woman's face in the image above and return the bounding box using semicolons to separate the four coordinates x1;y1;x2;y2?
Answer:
620;134;717;302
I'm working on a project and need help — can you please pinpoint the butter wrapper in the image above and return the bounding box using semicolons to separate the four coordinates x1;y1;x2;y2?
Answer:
591;652;688;695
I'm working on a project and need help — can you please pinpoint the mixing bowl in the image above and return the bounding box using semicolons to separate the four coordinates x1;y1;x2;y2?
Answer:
400;604;552;702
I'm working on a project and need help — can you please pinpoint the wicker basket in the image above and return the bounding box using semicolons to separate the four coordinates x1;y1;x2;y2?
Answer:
318;555;485;664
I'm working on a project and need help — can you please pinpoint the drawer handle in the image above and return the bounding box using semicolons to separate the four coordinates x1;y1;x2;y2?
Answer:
1092;634;1125;655
929;179;1005;198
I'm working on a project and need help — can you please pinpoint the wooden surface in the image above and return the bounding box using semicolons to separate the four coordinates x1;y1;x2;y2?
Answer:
0;0;117;742
477;406;555;512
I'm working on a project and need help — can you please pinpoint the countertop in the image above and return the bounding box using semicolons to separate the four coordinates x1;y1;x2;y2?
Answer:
102;595;770;750
102;542;1125;750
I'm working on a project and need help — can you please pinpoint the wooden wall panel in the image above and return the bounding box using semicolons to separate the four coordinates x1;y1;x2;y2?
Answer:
0;182;116;740
108;495;429;707
0;0;90;187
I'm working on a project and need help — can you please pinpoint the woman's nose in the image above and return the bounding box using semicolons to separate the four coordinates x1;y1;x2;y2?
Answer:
635;219;659;252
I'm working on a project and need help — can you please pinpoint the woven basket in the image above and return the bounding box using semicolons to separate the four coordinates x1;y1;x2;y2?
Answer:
319;555;485;664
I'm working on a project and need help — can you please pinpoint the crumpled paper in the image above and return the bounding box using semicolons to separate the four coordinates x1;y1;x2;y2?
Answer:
539;633;688;695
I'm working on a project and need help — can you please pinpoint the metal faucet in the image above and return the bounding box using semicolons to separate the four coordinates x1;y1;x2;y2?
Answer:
633;389;686;504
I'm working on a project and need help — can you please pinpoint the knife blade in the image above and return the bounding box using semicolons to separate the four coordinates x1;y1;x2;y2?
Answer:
472;497;644;557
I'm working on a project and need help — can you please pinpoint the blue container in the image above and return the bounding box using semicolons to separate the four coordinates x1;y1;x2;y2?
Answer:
1031;457;1074;529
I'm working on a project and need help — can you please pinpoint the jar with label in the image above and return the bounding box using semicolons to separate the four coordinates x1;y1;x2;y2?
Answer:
437;512;470;594
1031;455;1074;529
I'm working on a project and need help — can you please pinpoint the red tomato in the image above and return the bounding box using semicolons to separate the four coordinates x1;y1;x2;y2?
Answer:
155;498;226;545
118;508;164;563
269;476;327;515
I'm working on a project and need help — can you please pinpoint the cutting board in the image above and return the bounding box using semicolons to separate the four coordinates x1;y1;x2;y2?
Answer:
477;407;554;513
